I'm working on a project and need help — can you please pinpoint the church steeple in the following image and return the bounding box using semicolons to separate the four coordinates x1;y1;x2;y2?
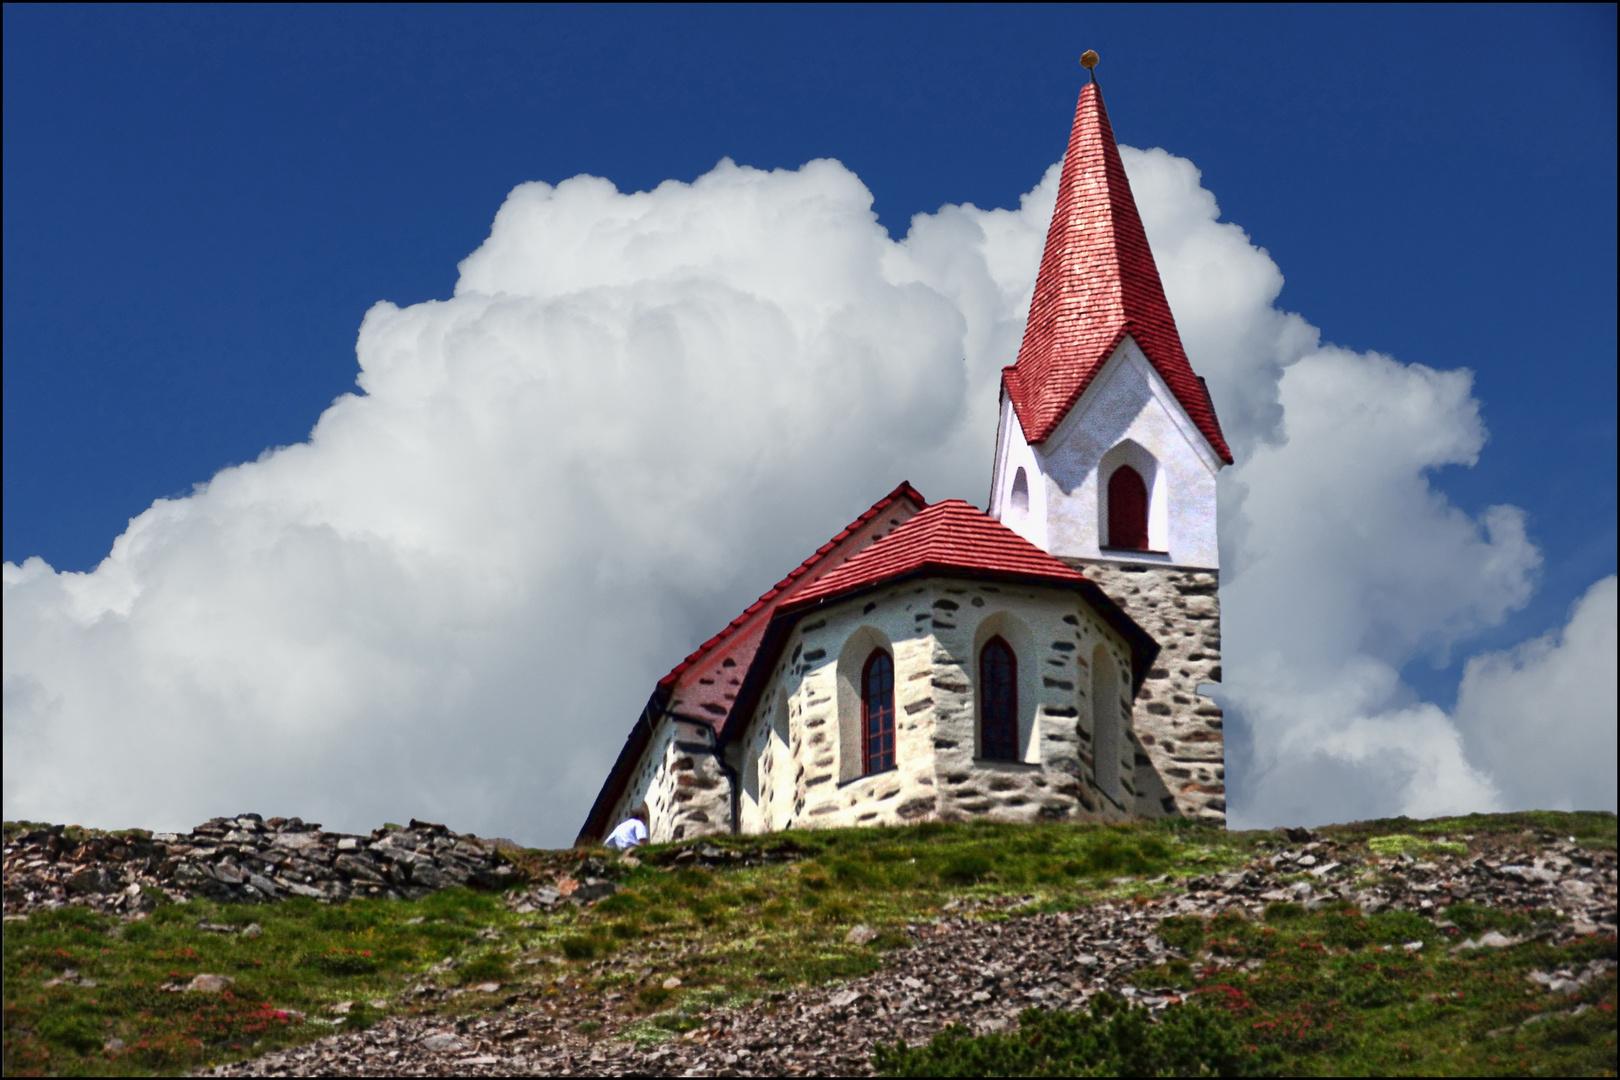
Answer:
1002;75;1232;464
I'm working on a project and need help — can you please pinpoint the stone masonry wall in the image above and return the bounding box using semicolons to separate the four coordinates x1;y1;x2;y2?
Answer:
785;591;940;830
2;815;514;918
730;576;1175;835
606;716;733;844
662;719;733;842
926;581;1140;824
608;718;676;844
1065;559;1225;822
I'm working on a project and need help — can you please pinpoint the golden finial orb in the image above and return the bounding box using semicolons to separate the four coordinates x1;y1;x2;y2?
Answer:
1080;50;1100;70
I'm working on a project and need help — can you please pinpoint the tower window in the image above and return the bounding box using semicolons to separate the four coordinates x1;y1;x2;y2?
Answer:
1010;467;1030;521
1107;465;1149;550
861;650;896;775
979;636;1018;761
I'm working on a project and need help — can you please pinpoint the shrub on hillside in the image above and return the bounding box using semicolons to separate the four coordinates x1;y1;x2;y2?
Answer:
871;994;1278;1077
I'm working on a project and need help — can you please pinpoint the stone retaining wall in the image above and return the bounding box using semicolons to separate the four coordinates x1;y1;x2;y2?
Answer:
2;814;515;918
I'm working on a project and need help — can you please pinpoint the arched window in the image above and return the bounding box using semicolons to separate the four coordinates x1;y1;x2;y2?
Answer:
1107;465;1149;550
979;637;1018;761
861;650;896;775
1009;467;1030;521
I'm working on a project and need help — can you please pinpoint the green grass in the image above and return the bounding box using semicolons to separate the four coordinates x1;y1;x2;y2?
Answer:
1323;810;1617;848
2;889;536;1076
5;811;1614;1076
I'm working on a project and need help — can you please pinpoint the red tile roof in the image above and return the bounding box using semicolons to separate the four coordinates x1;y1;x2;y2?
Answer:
722;498;1161;744
789;499;1087;608
1003;82;1233;464
657;481;928;726
578;481;928;842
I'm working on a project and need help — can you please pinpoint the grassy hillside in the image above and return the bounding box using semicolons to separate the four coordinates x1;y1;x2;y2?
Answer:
3;810;1615;1076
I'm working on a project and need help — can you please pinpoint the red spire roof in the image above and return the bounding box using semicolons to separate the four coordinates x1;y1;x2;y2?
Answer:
657;481;927;725
1003;82;1233;464
791;499;1086;608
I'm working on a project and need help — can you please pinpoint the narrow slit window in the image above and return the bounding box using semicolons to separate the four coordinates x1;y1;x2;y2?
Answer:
862;650;896;775
980;636;1018;761
1107;465;1149;550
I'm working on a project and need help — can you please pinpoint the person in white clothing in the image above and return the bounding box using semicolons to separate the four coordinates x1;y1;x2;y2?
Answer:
604;804;649;850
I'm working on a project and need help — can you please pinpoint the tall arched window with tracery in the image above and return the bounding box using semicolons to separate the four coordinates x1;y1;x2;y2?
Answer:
1107;465;1149;550
979;636;1017;761
861;650;896;775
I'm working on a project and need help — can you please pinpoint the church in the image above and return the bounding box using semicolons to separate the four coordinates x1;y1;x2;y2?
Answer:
578;68;1231;846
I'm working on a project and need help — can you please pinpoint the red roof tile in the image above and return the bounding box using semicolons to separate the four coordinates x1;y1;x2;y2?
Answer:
790;499;1087;608
658;481;927;726
578;482;928;841
1004;82;1233;464
722;499;1162;749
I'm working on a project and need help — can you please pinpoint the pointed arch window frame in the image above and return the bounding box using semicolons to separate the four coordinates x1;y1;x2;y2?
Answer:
978;635;1019;762
1105;463;1151;552
861;649;896;776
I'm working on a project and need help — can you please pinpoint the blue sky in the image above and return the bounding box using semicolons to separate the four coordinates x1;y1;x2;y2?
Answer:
3;5;1614;837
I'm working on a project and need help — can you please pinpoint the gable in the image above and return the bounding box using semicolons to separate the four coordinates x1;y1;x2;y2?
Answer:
1045;335;1225;477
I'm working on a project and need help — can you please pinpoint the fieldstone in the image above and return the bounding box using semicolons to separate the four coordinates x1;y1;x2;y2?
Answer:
248;873;281;898
64;866;115;896
574;879;618;903
845;924;878;945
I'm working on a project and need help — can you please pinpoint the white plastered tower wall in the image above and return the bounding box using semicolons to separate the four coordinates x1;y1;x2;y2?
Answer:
989;335;1228;822
990;336;1219;565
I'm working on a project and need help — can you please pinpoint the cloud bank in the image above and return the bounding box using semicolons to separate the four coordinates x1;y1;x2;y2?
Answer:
5;147;1613;843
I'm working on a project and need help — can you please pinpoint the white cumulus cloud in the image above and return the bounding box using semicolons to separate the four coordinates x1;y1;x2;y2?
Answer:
1454;575;1618;813
3;140;1610;843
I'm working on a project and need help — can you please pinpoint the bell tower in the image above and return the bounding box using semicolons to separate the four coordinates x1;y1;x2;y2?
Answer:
989;55;1230;821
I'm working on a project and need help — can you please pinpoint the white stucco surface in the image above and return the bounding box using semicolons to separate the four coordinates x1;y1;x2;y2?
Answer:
990;336;1221;569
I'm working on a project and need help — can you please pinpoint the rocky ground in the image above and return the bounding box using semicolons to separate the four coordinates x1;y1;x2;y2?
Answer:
199;828;1617;1077
2;815;515;917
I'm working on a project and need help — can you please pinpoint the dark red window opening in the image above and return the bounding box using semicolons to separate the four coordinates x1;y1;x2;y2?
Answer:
1107;465;1149;550
980;636;1018;761
862;650;896;775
